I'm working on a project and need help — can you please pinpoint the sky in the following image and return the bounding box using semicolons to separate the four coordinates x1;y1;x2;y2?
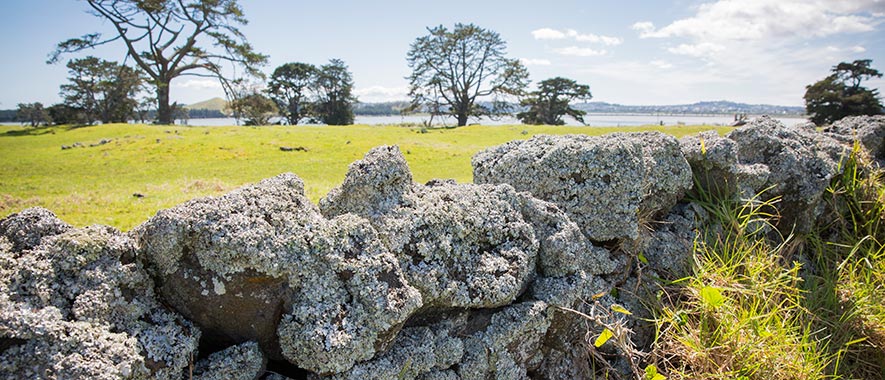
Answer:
1;0;884;108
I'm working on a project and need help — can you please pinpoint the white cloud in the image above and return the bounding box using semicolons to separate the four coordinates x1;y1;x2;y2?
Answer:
174;79;223;90
532;28;567;40
554;46;607;57
631;22;656;36
650;59;673;69
624;0;884;105
824;45;868;54
531;28;622;46
520;58;552;66
667;43;726;57
573;32;622;46
636;0;881;41
353;85;409;103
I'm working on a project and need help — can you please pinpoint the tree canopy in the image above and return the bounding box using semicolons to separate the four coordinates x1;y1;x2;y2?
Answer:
312;59;357;125
50;0;267;125
406;23;529;126
229;91;276;126
60;56;145;124
517;77;592;125
267;62;318;125
805;59;883;125
16;103;52;127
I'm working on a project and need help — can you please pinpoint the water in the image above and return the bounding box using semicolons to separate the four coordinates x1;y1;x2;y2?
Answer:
178;114;808;127
1;114;808;127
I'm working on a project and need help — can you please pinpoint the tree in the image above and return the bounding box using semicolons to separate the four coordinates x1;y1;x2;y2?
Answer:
48;103;87;125
227;82;277;126
312;59;356;125
406;23;529;126
267;62;317;125
231;92;277;125
60;56;144;124
50;0;267;125
517;77;592;125
16;103;52;127
805;59;883;125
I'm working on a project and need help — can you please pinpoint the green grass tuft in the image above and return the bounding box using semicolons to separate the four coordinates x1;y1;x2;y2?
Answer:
649;143;885;380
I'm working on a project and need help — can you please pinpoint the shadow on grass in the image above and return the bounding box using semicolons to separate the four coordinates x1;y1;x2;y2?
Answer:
1;124;93;137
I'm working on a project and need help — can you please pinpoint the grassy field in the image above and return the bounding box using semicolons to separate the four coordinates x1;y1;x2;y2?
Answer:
0;122;731;230
1;122;882;379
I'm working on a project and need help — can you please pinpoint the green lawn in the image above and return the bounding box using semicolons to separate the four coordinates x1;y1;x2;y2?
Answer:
0;123;731;231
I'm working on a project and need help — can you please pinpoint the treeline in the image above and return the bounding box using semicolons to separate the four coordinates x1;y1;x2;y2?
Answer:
353;102;411;116
187;109;226;119
0;109;15;122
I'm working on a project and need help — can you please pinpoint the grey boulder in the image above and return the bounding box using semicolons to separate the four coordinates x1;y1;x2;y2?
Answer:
473;132;692;241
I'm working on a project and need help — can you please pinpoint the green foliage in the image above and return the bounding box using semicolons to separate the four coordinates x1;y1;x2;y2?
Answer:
312;59;357;125
406;23;529;126
650;144;885;379
644;365;666;380
652;190;829;379
594;328;614;347
60;56;144;124
267;62;318;125
47;103;86;125
229;92;277;126
804;143;885;379
15;103;52;127
51;0;267;124
698;286;724;309
517;77;592;125
0;123;729;230
804;59;884;125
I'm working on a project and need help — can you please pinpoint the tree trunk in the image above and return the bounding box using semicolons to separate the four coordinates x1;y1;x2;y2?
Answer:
457;112;468;127
156;81;172;125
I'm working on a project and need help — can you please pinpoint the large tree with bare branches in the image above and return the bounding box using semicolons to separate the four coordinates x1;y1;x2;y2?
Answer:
50;0;267;124
406;23;529;126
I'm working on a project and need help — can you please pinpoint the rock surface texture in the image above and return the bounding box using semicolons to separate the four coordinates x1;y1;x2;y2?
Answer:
472;132;693;242
1;116;870;379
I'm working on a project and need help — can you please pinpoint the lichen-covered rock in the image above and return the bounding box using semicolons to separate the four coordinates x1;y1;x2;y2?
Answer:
0;223;200;379
824;115;885;165
727;116;847;231
320;145;413;218
193;341;266;380
0;207;71;252
643;205;698;277
320;322;464;380
456;301;553;379
473;132;692;241
634;132;695;213
319;302;554;380
132;174;318;359
276;214;422;374
516;195;618;278
381;184;538;308
624;202;701;279
321;146;541;309
134;173;422;374
680;131;768;199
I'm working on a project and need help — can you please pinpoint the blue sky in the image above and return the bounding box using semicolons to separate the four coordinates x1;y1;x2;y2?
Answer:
1;0;883;108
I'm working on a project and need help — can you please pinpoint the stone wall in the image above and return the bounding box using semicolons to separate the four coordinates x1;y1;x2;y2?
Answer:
2;116;882;379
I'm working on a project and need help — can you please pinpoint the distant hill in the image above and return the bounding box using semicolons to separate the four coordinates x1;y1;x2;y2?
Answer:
573;100;806;116
186;97;228;112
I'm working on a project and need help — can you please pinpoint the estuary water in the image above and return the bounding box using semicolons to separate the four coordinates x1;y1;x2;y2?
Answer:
1;114;808;127
180;114;808;127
